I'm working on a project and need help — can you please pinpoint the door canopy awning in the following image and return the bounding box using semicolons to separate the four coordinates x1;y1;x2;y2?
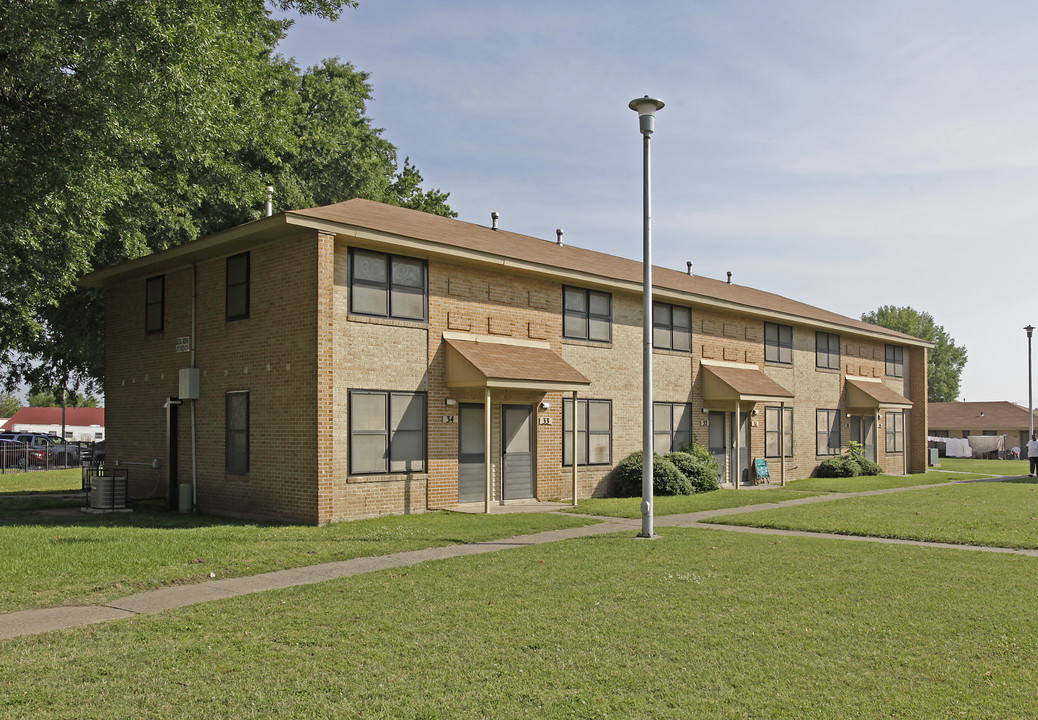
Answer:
444;335;591;392
844;377;913;410
700;360;794;403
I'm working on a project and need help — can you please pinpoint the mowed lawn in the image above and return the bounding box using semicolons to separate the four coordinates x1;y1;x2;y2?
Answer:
0;498;598;613
720;479;1038;548
2;527;1037;719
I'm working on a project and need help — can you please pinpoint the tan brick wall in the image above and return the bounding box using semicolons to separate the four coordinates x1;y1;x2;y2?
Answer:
105;230;324;523
106;228;931;524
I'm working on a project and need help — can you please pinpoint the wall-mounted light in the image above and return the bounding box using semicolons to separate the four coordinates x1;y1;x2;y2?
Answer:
540;401;551;410
445;398;457;406
701;407;709;414
751;409;759;416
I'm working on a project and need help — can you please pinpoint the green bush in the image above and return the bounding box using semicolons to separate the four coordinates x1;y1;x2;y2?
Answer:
665;451;720;493
856;456;881;476
817;454;862;478
612;451;691;496
847;441;881;476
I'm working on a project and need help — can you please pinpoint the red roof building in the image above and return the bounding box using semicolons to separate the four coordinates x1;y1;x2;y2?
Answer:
1;407;106;440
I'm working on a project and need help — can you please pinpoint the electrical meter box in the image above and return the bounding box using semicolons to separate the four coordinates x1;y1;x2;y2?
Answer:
179;368;200;400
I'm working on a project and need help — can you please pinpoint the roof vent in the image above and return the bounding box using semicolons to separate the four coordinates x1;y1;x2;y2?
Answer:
556;229;564;246
726;271;732;284
491;211;499;231
686;261;693;276
265;185;274;217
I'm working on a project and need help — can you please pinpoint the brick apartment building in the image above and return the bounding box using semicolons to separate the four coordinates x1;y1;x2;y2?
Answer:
81;199;930;524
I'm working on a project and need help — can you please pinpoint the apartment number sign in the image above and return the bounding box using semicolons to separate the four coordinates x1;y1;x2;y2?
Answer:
176;336;191;353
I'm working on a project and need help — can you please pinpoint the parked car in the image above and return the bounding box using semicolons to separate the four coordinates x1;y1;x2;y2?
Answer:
0;433;81;465
0;439;48;469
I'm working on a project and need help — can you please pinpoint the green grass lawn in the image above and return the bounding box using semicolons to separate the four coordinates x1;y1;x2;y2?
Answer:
936;456;1030;476
781;467;987;493
571;488;824;518
2;528;1036;719
0;467;83;494
0;502;598;613
720;478;1038;548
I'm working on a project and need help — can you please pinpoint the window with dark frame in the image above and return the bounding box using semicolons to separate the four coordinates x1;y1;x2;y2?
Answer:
562;398;612;466
145;275;164;333
225;391;249;475
815;332;840;370
816;409;840;456
563;286;612;342
885;411;904;453
349;390;427;475
349;249;427;321
765;406;794;458
652;302;691;352
226;252;250;321
653;402;693;454
764;322;792;364
885;345;904;378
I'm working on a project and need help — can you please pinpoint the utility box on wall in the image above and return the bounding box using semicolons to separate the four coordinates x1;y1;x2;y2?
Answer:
179;368;201;400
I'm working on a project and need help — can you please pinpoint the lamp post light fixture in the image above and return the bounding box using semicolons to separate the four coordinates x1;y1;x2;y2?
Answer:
629;96;664;539
1027;325;1035;440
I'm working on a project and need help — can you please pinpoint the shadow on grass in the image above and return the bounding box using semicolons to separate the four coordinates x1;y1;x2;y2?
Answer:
1002;477;1038;485
0;493;291;531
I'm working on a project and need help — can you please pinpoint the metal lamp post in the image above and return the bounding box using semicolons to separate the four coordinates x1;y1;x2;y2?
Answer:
1027;325;1034;441
630;96;664;539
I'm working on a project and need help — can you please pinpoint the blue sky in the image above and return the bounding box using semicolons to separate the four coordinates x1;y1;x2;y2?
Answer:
278;0;1038;406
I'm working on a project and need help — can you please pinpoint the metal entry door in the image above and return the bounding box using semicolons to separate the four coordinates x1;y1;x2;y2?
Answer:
458;404;486;504
502;405;534;500
850;416;877;461
708;411;727;484
730;411;750;485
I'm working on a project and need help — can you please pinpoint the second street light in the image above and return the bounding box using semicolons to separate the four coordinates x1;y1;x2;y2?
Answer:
630;95;664;539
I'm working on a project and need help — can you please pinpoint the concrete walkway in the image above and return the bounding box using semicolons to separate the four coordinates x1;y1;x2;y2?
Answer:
1;475;1032;640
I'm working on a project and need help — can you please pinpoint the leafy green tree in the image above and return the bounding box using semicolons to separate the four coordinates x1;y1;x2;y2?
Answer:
27;388;99;408
1;1;453;392
861;306;968;403
0;392;20;417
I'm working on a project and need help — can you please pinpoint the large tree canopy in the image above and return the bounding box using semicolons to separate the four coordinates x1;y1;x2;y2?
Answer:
1;0;453;396
861;306;968;403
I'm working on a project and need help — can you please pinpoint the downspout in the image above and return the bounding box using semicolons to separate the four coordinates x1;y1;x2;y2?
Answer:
191;262;198;508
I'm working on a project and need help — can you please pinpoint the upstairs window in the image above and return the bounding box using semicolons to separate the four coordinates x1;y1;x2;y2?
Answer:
815;332;840;371
563;286;611;342
764;322;792;364
886;345;904;378
226;252;250;321
349;249;427;321
653;302;691;352
145;275;164;333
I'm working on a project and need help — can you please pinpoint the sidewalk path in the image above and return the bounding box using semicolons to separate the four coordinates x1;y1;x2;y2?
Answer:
2;476;1032;640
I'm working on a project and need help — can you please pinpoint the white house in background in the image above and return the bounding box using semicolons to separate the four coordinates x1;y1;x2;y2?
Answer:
0;407;106;441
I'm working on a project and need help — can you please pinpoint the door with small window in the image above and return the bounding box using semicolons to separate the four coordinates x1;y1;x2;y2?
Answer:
458;404;485;504
502;405;535;500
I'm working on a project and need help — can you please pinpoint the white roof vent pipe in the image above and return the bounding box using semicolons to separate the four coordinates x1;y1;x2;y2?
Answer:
491;211;499;230
265;186;274;217
556;229;564;246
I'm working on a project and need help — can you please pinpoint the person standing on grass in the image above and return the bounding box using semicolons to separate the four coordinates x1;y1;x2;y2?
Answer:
1028;434;1038;477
